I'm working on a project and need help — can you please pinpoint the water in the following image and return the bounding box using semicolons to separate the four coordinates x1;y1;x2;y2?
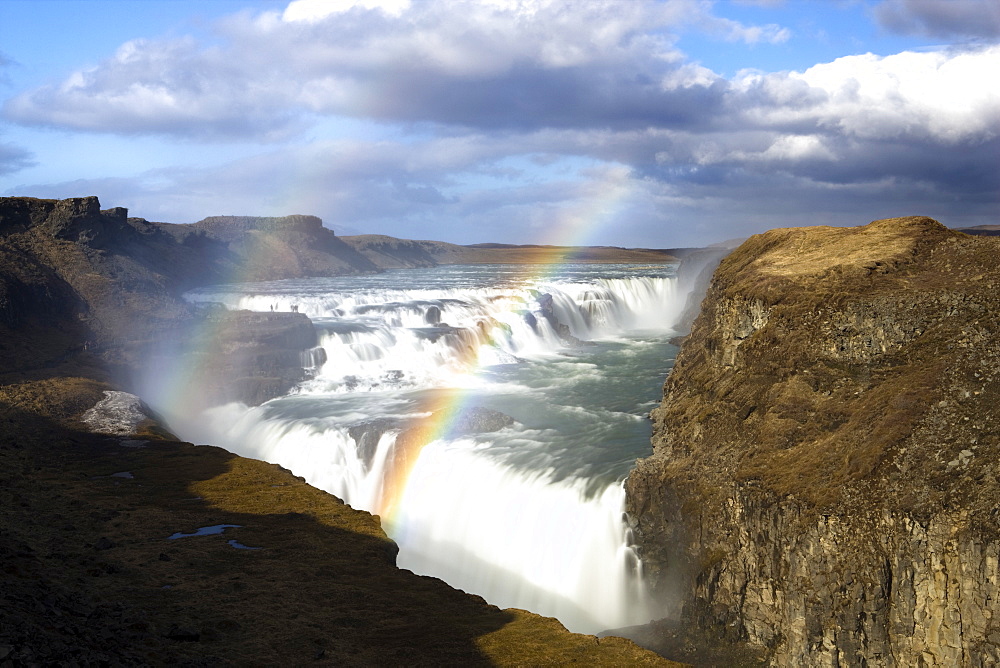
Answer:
171;263;683;633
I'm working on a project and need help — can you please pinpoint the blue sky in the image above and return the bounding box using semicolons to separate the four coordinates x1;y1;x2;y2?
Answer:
1;0;998;247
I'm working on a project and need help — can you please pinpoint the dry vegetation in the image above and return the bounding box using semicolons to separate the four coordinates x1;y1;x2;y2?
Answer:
646;217;1000;516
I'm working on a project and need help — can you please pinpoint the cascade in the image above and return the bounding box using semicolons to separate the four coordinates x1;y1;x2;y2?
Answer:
171;265;681;633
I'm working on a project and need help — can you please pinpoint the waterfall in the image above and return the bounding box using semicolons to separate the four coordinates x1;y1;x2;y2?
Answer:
176;265;680;633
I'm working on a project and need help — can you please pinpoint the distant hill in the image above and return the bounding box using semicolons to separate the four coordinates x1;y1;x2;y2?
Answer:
343;235;686;267
956;224;1000;236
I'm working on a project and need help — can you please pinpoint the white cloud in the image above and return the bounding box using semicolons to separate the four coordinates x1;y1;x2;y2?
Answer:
733;46;1000;144
2;0;722;136
283;0;412;21
3;36;305;140
703;16;791;45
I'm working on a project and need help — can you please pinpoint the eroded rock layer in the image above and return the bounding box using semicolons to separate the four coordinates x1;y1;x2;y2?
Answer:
626;217;1000;666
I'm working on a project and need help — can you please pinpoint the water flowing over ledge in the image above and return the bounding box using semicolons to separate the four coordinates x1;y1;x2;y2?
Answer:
166;264;683;633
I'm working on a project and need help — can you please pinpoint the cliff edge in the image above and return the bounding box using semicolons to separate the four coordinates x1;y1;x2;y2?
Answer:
625;217;1000;666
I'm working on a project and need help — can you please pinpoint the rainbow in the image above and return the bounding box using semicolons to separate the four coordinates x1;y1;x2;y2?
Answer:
139;227;311;427
147;165;643;523
373;166;640;522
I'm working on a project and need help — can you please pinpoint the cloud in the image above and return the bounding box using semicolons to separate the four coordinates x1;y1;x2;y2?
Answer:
1;0;766;138
11;113;997;249
7;1;993;151
699;16;791;45
283;0;412;21
0;142;33;176
733;46;1000;144
2;0;996;245
3;36;306;141
875;0;1000;39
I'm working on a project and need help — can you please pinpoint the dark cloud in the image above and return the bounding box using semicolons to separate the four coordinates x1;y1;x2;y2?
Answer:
875;0;1000;39
0;142;33;176
11;121;995;250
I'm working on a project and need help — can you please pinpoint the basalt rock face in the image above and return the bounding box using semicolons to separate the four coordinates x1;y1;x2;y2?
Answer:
163;309;325;408
626;217;1000;665
0;196;194;374
0;197;322;406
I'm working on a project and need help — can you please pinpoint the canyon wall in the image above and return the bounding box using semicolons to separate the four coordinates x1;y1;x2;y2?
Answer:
0;197;324;403
626;217;1000;665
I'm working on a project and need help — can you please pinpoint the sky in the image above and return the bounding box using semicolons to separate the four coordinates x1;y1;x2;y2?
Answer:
0;0;998;247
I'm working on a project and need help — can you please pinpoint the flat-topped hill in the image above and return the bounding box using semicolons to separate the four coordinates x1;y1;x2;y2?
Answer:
194;214;326;237
956;224;1000;236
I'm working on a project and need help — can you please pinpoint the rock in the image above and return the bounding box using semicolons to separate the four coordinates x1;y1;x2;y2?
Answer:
153;310;321;408
191;214;379;280
81;391;159;436
164;625;200;642
626;217;1000;665
93;537;115;551
535;293;588;346
348;418;399;470
448;406;516;435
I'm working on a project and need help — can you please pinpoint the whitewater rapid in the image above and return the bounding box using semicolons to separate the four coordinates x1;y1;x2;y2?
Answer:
168;264;682;633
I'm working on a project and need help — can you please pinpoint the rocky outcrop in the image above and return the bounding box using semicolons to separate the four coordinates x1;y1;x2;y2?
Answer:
80;390;164;436
625;217;1000;665
0;197;327;406
164;310;326;408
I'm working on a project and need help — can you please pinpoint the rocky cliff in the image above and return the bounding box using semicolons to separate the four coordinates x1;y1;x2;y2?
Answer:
625;217;1000;665
0;197;326;404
